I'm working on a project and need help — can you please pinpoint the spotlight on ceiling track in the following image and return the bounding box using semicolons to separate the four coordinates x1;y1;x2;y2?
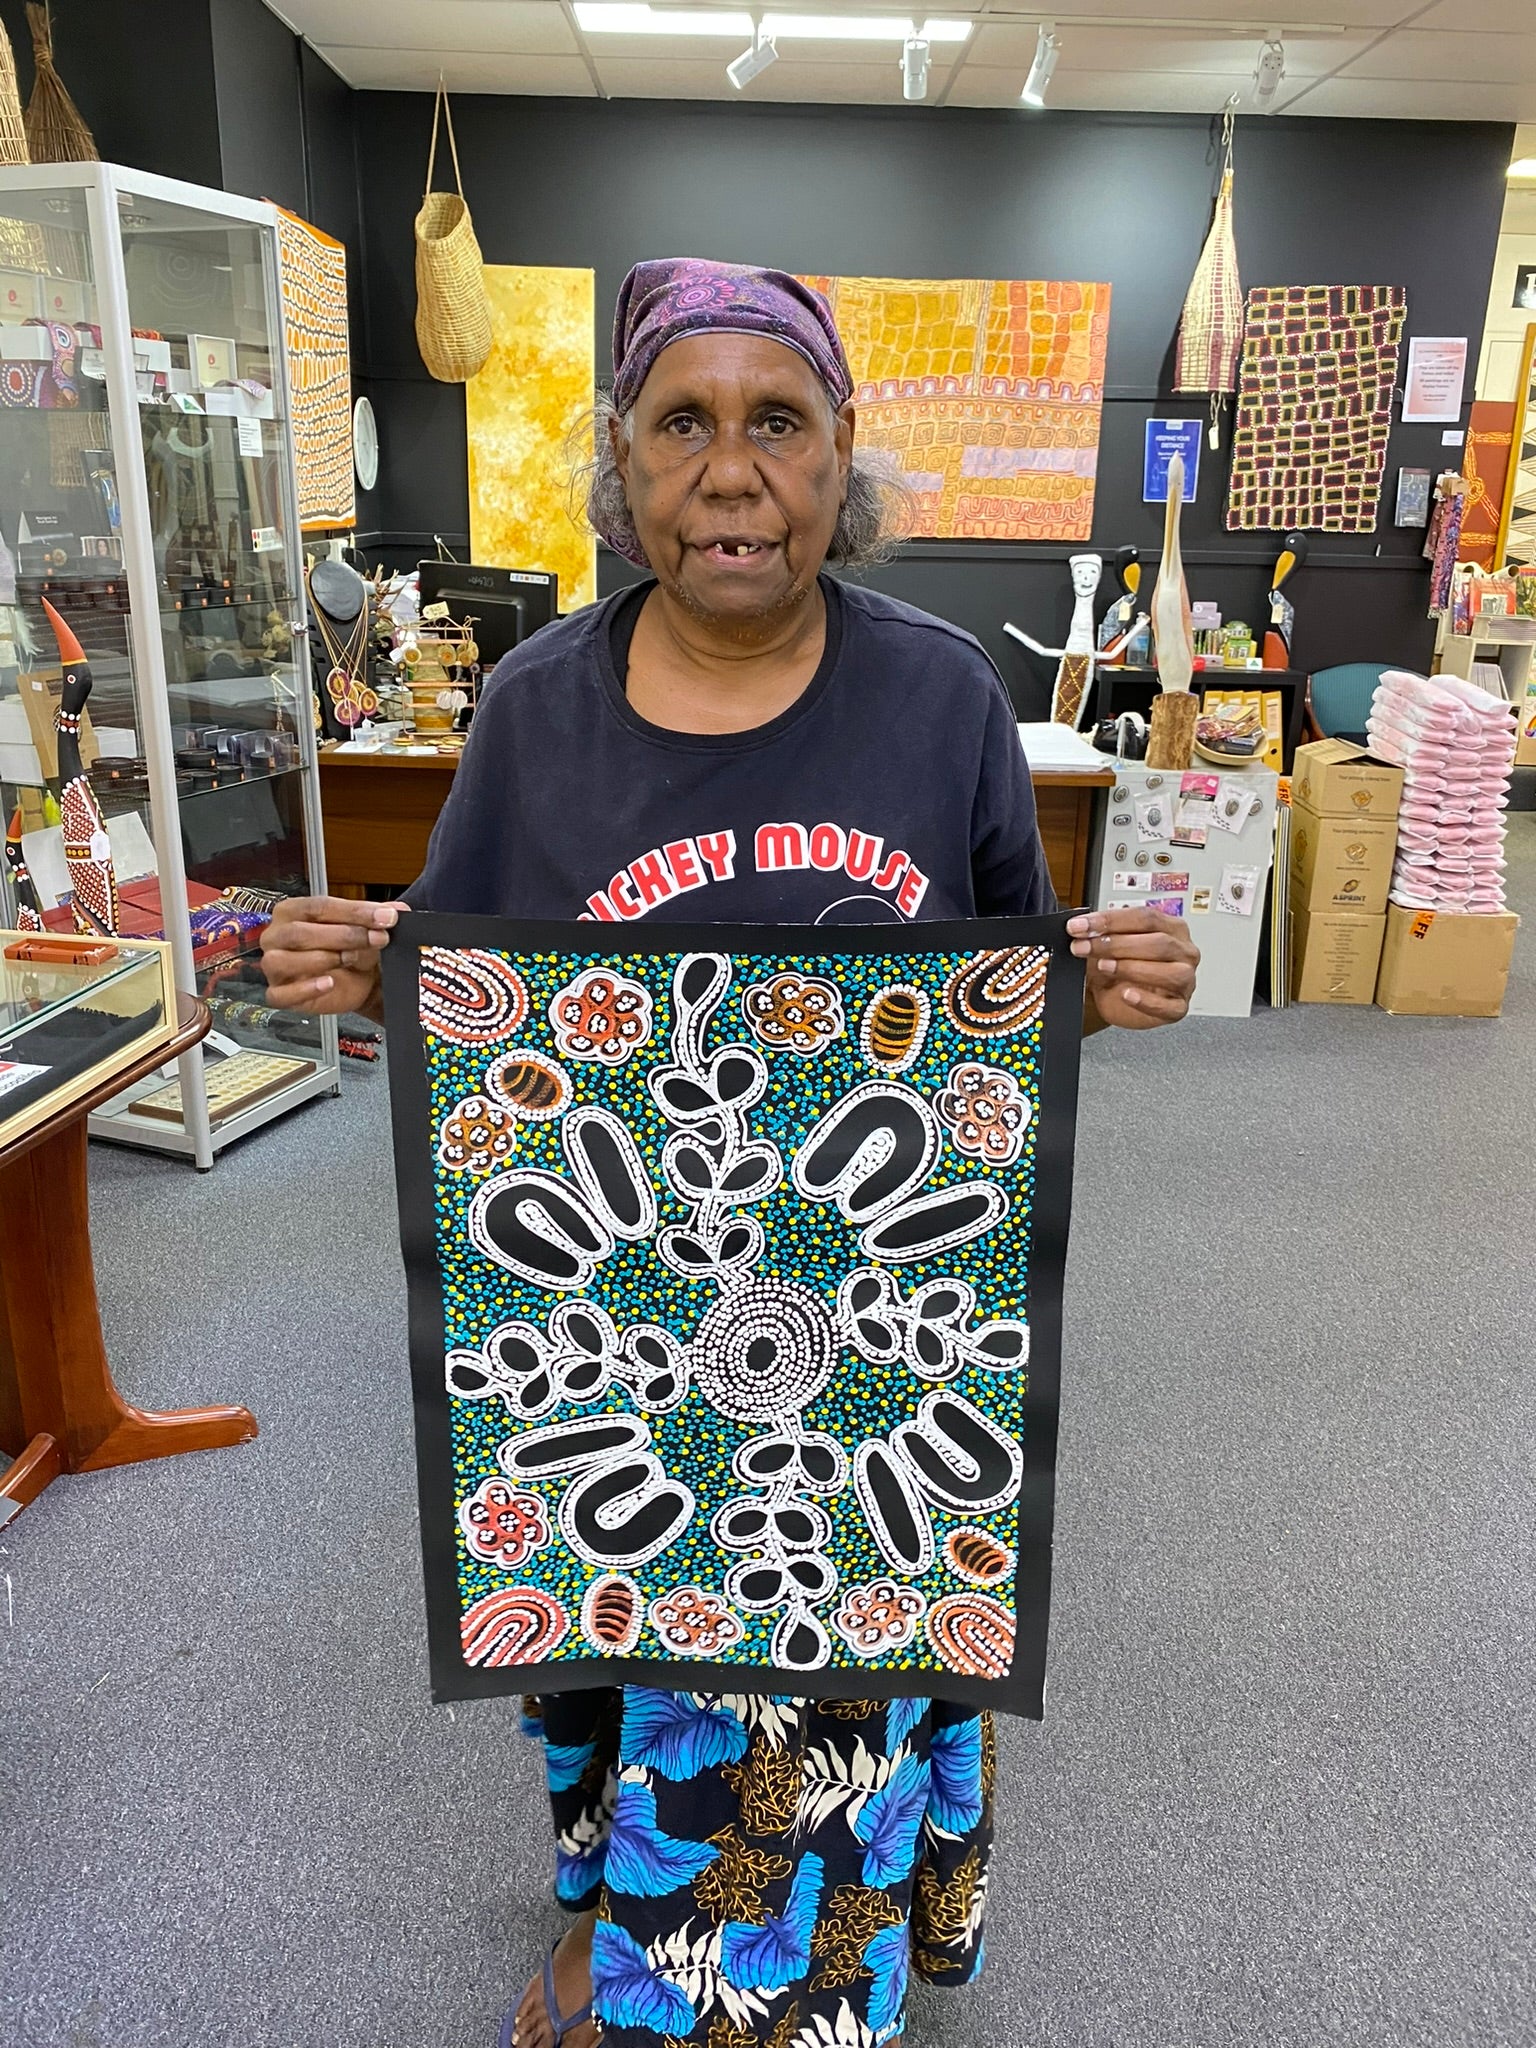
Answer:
1252;34;1285;107
727;24;778;88
902;34;930;101
1020;22;1060;108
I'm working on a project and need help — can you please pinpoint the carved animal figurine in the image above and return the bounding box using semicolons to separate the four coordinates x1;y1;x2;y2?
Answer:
1150;451;1194;694
1262;532;1308;669
5;804;45;931
42;596;118;936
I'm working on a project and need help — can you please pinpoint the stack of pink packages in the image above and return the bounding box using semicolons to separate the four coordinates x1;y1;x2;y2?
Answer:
1365;669;1518;913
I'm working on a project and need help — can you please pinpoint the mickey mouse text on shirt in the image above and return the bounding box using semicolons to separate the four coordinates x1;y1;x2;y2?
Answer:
580;821;932;922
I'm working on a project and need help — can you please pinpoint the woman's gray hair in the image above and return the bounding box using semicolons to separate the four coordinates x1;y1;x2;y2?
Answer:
572;390;911;572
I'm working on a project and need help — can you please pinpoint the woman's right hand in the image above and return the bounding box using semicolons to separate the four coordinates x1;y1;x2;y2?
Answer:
261;895;403;1015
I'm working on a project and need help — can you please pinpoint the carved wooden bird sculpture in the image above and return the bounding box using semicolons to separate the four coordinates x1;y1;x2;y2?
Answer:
5;804;45;931
42;596;119;936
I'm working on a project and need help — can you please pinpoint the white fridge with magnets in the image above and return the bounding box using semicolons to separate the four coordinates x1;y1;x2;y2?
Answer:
1088;764;1279;1017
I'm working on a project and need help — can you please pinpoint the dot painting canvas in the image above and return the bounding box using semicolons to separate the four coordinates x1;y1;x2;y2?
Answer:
383;915;1084;1717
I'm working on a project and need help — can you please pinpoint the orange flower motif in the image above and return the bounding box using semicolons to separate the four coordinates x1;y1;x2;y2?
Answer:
741;972;844;1057
832;1577;927;1657
458;1478;550;1568
436;1094;516;1172
934;1061;1031;1167
547;969;653;1065
648;1584;745;1656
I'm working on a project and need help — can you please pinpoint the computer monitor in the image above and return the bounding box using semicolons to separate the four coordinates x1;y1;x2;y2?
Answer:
416;561;559;673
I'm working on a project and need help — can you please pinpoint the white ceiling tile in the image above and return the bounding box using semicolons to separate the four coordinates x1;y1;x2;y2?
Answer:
964;24;1370;79
591;53;926;100
1033;0;1409;19
1407;0;1536;28
585;29;959;63
278;0;577;54
1282;76;1536;119
947;65;1258;113
320;46;596;91
1338;30;1536;85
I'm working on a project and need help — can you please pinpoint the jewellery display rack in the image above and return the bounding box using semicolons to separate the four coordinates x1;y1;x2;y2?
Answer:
0;166;338;1166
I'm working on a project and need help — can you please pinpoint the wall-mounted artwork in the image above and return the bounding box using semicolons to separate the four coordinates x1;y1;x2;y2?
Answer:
274;207;354;531
467;265;596;611
1497;324;1536;569
798;275;1111;542
1459;399;1516;569
385;915;1084;1715
1226;285;1406;533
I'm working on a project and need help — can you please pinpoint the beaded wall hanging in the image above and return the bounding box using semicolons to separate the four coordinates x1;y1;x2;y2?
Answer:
385;915;1084;1716
1225;284;1406;533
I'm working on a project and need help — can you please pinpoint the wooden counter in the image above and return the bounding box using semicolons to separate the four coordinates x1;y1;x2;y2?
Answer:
319;748;1111;908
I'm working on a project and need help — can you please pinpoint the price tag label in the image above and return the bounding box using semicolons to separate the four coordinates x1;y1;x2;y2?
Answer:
1410;910;1436;939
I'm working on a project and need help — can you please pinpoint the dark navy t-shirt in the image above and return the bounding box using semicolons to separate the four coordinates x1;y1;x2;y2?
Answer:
410;575;1054;927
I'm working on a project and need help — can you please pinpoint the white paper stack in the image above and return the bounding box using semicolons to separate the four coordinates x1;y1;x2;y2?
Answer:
1366;669;1517;912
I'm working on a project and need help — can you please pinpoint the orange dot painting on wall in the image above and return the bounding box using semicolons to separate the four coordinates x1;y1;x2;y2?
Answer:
468;265;597;611
275;208;355;531
799;276;1112;542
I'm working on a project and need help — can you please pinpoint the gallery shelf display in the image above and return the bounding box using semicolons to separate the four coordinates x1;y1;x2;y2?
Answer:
0;164;339;1166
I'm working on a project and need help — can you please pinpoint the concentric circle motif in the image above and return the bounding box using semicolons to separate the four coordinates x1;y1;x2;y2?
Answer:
460;1586;570;1667
943;946;1049;1038
420;947;528;1045
925;1591;1015;1678
689;1278;837;1424
942;1526;1016;1588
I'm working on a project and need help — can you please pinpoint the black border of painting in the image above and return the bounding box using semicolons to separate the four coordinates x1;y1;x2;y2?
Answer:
383;912;1085;1719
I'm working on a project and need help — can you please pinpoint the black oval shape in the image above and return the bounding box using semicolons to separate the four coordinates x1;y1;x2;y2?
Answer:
896;1397;1018;1511
737;1566;785;1605
480;1183;604;1285
564;1458;690;1565
570;1118;649;1232
865;1188;998;1257
799;1091;931;1220
777;1615;824;1667
857;1443;931;1573
800;1444;839;1484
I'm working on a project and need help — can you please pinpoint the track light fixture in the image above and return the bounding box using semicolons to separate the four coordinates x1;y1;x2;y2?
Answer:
1253;33;1285;106
727;24;779;88
1020;22;1060;108
902;33;930;100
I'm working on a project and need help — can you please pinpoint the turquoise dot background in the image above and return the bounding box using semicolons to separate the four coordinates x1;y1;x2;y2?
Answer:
426;947;1042;1676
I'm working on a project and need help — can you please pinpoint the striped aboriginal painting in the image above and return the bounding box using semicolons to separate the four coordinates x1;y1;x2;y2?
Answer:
384;915;1084;1716
799;276;1111;541
1225;284;1406;533
275;206;354;530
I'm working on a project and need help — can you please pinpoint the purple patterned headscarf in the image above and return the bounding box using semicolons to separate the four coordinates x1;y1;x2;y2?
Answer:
611;258;854;415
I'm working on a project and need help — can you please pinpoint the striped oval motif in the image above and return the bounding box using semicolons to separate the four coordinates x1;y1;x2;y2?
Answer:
942;1526;1016;1588
485;1050;571;1122
859;983;930;1072
580;1572;642;1654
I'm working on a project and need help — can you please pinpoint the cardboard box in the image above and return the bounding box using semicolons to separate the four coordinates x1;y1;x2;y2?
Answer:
1291;908;1386;1004
1289;738;1404;821
1288;801;1397;916
1375;907;1520;1018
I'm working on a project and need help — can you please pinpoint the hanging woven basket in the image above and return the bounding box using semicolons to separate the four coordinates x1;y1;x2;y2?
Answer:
0;16;29;166
414;85;492;384
1175;107;1243;447
23;3;96;165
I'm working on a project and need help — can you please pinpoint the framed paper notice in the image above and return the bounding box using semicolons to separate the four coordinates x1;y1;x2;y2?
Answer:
384;915;1085;1717
1402;337;1468;425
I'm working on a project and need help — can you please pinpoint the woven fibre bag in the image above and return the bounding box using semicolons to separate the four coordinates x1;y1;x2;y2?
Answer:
414;85;491;383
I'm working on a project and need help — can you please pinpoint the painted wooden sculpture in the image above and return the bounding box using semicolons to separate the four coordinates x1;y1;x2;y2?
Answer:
1004;552;1146;728
1145;450;1199;770
1262;532;1308;669
42;596;118;937
5;805;45;931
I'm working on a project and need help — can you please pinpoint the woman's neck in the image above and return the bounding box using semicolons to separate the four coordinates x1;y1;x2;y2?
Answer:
625;580;827;735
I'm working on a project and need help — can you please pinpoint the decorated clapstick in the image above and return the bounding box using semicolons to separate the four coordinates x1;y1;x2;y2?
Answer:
5;805;45;931
1262;533;1308;670
42;596;119;937
1145;452;1199;770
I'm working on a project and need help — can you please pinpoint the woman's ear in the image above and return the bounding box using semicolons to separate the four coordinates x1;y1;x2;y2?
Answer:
835;401;856;505
609;407;631;487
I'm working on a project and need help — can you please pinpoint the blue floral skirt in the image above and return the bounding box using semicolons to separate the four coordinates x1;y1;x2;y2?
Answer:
526;1687;993;2046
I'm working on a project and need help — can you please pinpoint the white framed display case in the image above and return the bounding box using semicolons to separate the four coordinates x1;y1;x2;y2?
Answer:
0;164;339;1166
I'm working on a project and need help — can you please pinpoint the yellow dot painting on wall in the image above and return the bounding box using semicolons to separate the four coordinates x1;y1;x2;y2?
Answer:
467;266;597;612
799;275;1112;542
275;207;355;531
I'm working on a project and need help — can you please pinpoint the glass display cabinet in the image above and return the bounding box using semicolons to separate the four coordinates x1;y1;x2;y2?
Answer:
0;164;338;1166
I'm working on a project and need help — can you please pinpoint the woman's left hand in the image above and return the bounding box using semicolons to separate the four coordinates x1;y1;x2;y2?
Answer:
1068;906;1200;1030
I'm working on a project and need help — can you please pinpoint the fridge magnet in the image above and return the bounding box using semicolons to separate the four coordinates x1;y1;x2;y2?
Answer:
1149;897;1185;919
1216;864;1261;916
1171;773;1220;848
1191;887;1213;914
1134;794;1170;844
1209;777;1259;835
1151;872;1190;895
384;915;1085;1717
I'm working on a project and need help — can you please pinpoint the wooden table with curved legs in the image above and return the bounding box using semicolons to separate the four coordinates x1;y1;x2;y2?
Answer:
0;993;258;1526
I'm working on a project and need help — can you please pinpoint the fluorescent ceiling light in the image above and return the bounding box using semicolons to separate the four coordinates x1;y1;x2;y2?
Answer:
727;27;779;86
575;5;754;34
760;14;968;40
1020;22;1060;106
1508;157;1536;179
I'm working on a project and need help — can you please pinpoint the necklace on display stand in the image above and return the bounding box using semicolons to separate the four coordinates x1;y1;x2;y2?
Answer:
305;560;379;730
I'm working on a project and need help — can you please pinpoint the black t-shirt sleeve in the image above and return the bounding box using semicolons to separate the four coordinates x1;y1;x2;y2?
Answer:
970;679;1058;916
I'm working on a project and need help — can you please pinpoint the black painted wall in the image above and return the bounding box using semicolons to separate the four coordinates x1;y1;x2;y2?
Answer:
348;94;1511;713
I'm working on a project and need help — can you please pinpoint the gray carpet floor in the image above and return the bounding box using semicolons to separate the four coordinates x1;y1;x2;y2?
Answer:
5;827;1535;2048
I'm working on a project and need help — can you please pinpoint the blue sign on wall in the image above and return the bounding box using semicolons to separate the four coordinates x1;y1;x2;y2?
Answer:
1143;418;1204;503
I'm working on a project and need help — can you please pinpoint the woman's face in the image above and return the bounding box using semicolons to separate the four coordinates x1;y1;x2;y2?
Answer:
614;332;853;629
